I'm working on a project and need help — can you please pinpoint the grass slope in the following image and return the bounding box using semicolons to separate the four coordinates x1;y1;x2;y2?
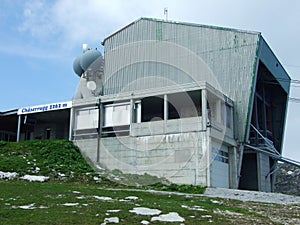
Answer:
0;140;299;224
0;140;95;179
0;181;281;225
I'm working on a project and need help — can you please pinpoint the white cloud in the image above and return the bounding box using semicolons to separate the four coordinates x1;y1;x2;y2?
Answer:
18;0;158;50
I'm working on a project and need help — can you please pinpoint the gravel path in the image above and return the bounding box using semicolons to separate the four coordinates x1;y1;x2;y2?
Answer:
204;187;300;205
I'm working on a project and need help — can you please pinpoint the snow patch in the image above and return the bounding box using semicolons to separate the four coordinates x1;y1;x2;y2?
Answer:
20;175;49;182
94;196;113;201
107;209;121;213
213;208;243;216
151;212;185;222
130;207;161;216
93;176;101;181
0;171;18;180
34;167;40;173
182;204;207;211
141;220;150;225
125;196;139;200
202;215;213;218
62;203;79;206
58;172;66;177
12;203;48;210
14;203;35;210
102;217;119;224
210;200;222;204
76;196;86;199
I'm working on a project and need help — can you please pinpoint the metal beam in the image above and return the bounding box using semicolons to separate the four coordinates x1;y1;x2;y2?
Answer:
244;144;300;168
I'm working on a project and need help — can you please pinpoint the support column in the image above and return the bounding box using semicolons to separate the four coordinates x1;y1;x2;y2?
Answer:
237;144;244;185
257;152;261;191
215;99;222;124
17;115;22;142
229;146;238;189
164;94;168;133
201;89;207;130
96;99;103;163
262;86;267;137
130;98;134;134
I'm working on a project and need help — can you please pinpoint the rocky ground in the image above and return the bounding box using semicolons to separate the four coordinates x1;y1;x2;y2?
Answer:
275;162;300;196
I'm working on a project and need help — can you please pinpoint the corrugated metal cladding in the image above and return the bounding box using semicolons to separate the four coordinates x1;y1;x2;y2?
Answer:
103;18;261;141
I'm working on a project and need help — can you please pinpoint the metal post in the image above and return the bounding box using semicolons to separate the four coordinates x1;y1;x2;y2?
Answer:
16;115;21;142
68;107;74;141
164;94;168;121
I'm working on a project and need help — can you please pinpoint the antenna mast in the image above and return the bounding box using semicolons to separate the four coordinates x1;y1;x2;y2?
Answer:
164;7;168;20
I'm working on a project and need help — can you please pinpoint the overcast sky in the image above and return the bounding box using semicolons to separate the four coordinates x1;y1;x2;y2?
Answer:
0;0;300;161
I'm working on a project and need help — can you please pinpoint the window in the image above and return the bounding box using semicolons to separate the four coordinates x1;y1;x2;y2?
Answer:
75;107;98;130
141;96;164;122
212;147;229;163
46;129;51;140
104;102;130;127
168;91;201;120
225;104;232;128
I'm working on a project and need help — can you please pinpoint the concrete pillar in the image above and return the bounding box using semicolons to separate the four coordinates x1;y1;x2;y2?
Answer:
96;99;103;163
130;98;134;135
229;146;238;189
257;152;261;191
205;129;211;187
237;144;244;185
17;115;21;142
215;99;222;124
163;94;168;134
201;89;207;130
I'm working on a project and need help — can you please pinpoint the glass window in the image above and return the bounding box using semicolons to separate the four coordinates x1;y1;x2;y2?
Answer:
225;104;232;128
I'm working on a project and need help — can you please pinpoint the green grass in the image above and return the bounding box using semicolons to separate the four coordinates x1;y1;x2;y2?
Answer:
0;180;271;225
0;140;296;224
0;140;95;177
0;140;206;193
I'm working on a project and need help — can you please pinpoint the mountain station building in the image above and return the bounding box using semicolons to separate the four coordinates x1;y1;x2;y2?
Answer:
0;18;292;192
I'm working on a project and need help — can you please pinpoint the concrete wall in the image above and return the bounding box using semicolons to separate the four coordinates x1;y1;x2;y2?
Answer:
102;133;208;185
74;115;237;187
32;122;69;140
131;117;204;137
74;138;98;162
76;131;209;186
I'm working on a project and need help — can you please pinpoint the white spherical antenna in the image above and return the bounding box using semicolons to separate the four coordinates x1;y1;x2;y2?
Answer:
87;81;97;91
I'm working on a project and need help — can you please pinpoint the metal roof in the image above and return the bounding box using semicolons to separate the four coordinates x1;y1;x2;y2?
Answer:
101;17;290;144
102;17;261;45
0;109;18;116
